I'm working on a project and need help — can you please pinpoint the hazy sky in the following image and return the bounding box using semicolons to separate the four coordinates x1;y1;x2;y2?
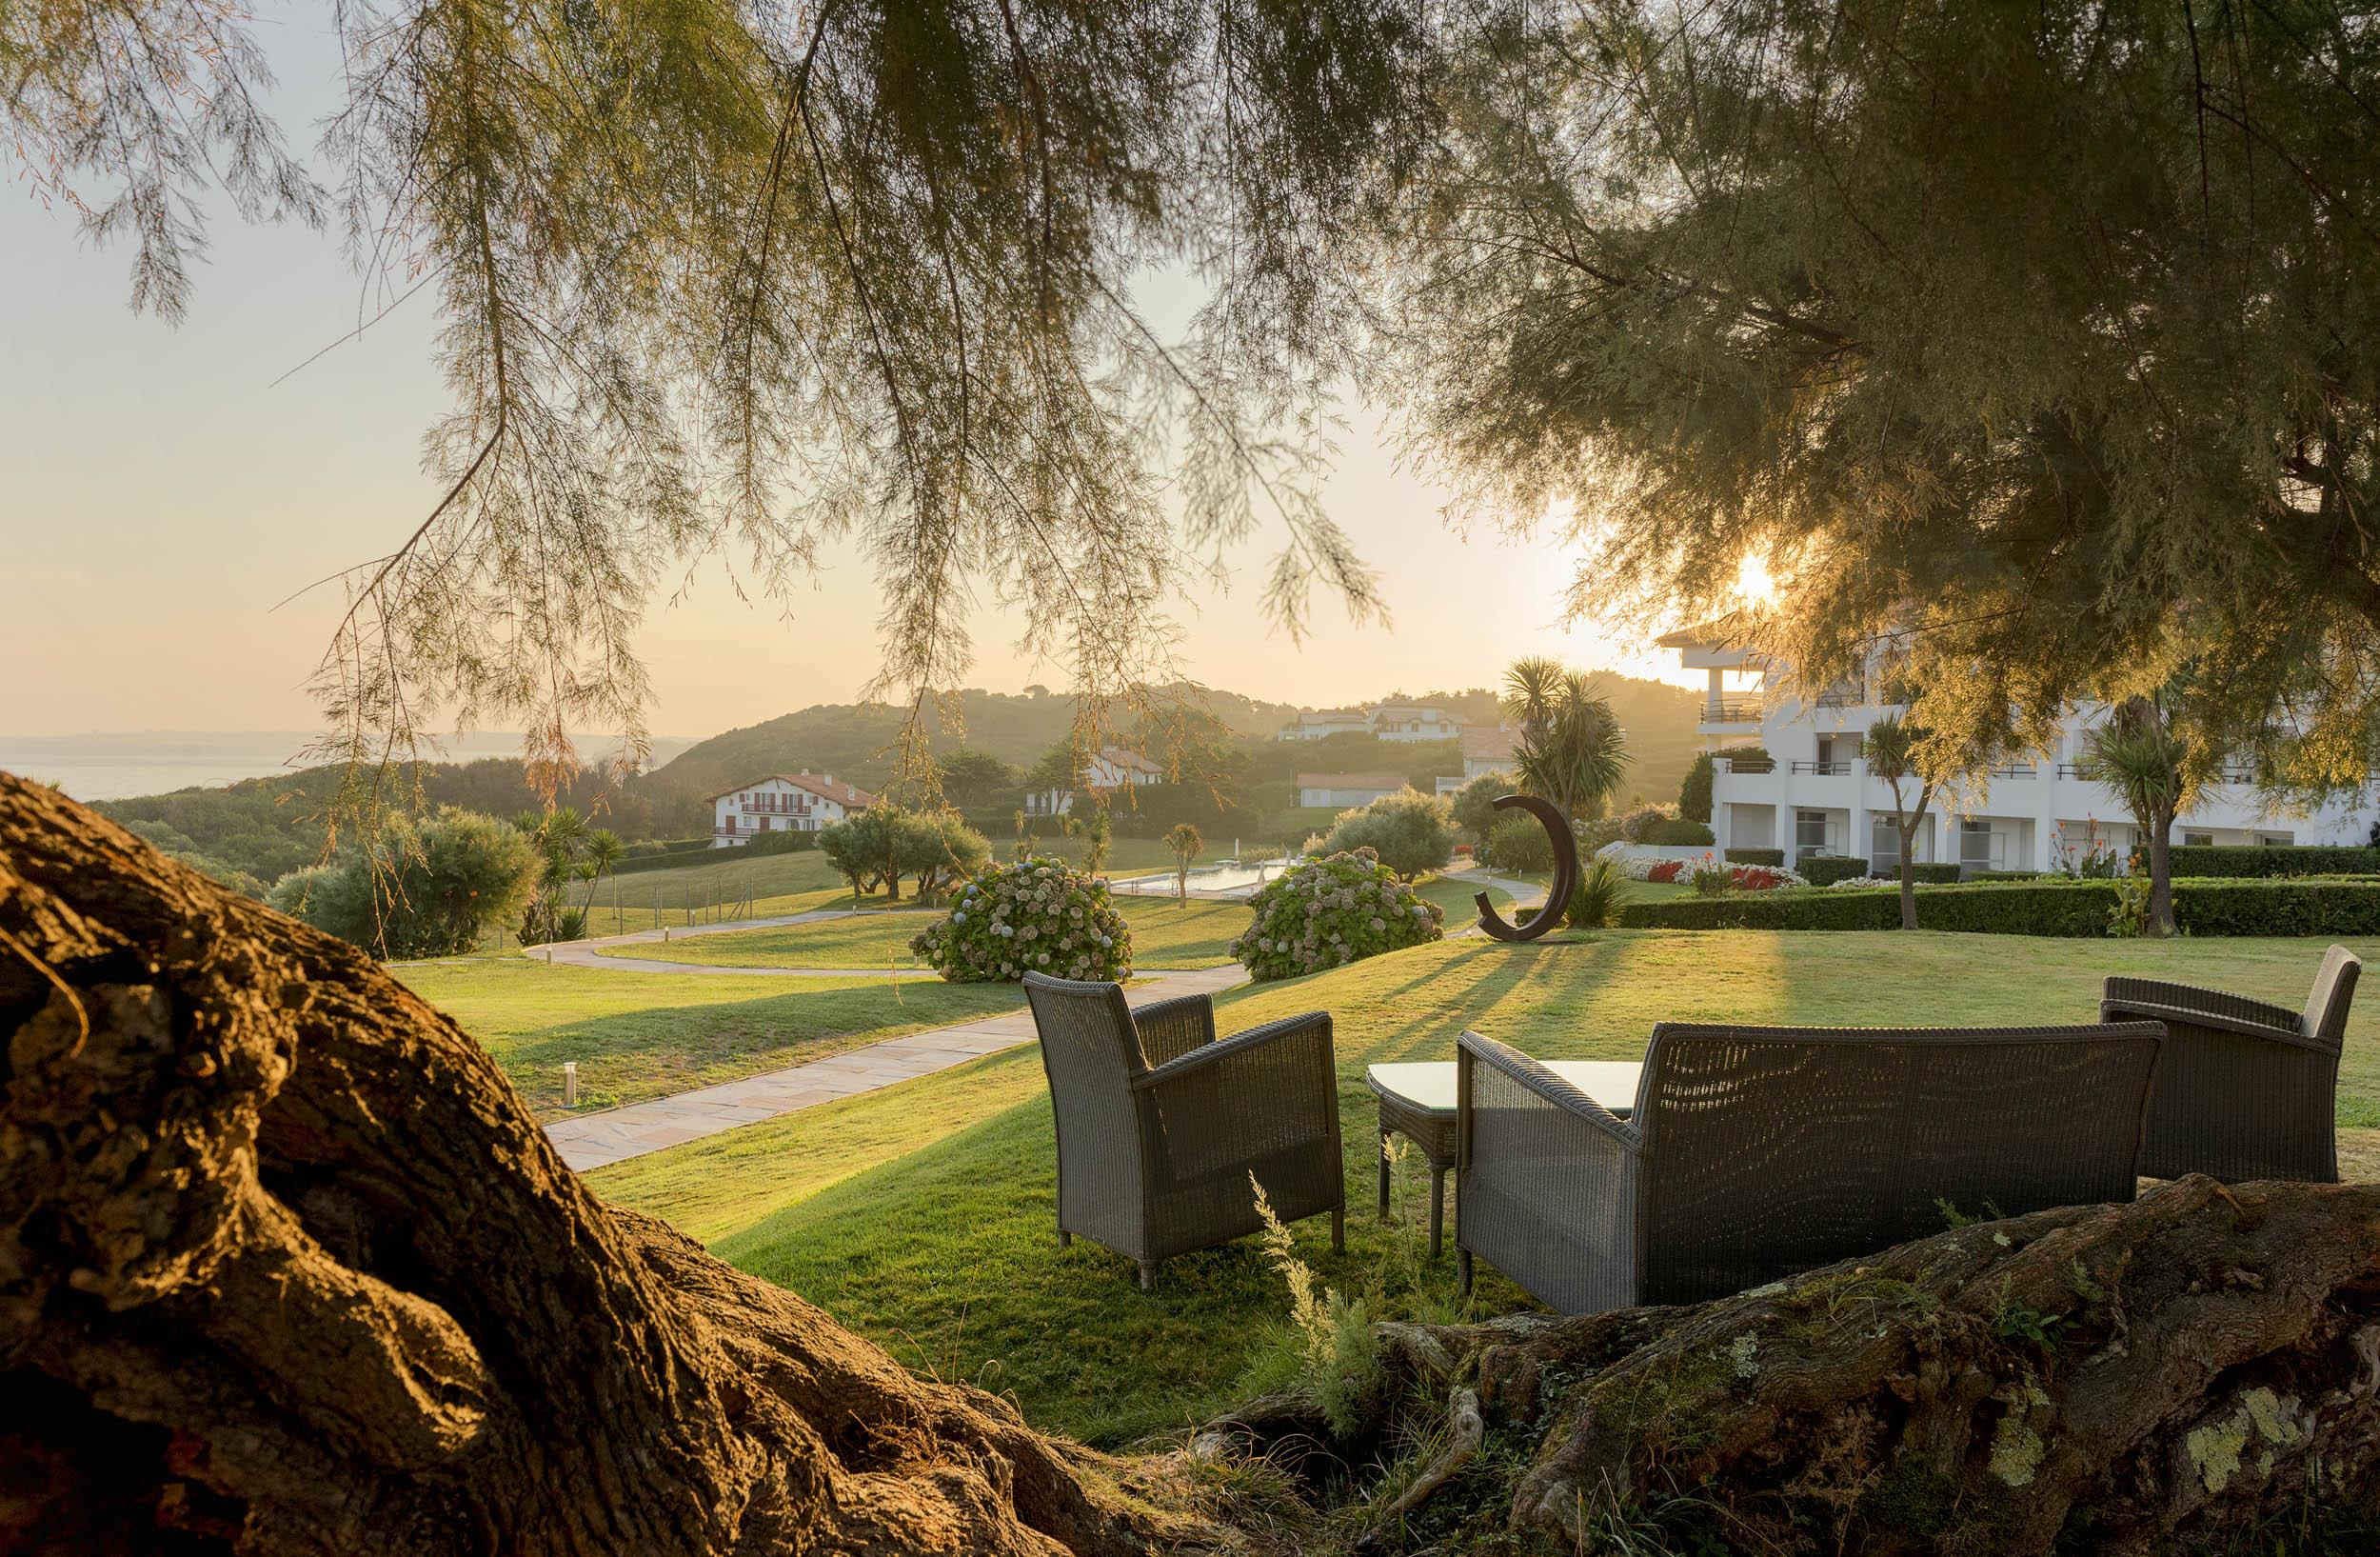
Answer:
0;3;1688;743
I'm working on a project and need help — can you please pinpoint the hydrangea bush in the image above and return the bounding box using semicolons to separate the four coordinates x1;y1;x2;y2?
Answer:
1229;848;1444;981
907;855;1131;983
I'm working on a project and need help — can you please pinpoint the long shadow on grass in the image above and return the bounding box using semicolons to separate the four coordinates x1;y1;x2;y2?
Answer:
501;980;1020;1109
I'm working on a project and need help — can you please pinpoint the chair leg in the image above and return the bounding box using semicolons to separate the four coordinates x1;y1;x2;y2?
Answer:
1058;1228;1071;1248
1377;1130;1392;1219
1427;1166;1447;1260
1457;1248;1473;1298
1331;1206;1344;1253
1138;1259;1158;1293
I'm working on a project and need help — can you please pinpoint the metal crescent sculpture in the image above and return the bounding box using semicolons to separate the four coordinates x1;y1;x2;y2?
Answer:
1475;793;1578;942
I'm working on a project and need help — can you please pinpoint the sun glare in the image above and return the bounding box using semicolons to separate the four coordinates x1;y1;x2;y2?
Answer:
1734;551;1779;607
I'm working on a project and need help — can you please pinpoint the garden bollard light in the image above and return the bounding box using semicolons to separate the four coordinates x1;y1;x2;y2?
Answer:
564;1062;578;1108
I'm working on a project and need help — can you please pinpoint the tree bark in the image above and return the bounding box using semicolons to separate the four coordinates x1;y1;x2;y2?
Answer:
1220;1179;2380;1555
2146;820;2176;938
0;774;1184;1556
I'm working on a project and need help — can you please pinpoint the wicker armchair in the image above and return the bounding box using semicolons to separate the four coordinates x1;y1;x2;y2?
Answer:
1456;1021;2165;1313
2100;944;2360;1183
1022;972;1344;1290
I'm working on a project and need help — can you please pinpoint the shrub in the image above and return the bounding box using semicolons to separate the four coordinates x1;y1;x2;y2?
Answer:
1615;803;1676;843
1904;863;1963;885
1677;752;1715;824
1801;855;1871;887
1566;856;1632;928
1321;789;1458;879
1483;812;1555;873
907;855;1130;982
1450;770;1516;839
1643;816;1716;846
1230;849;1444;980
1614;876;2380;937
1724;848;1786;867
2166;845;2380;877
1690;862;1733;897
268;807;542;959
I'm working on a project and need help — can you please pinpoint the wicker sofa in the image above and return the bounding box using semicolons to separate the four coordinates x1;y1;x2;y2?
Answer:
1022;972;1343;1290
2100;944;2360;1184
1455;1021;2166;1313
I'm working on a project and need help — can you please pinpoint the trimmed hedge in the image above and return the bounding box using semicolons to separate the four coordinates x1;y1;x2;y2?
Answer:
1904;863;1964;885
2166;845;2380;877
1643;817;1716;847
613;839;721;875
1724;848;1786;867
1614;876;2380;937
1801;856;1870;887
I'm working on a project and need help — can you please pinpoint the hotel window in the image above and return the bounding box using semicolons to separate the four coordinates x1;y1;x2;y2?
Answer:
2184;831;2214;848
1870;815;1902;871
2257;832;2293;848
1959;819;1997;868
1795;808;1829;859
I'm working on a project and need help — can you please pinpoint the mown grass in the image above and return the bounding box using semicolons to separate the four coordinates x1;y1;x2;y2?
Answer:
396;958;1019;1115
598;873;1516;972
588;928;2380;1445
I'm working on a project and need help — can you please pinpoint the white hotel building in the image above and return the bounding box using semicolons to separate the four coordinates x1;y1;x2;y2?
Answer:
709;772;878;846
1662;626;2374;874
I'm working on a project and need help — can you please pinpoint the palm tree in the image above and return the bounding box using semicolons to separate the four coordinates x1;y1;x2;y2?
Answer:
1162;822;1204;904
2080;697;2197;937
1862;715;1934;930
1502;659;1631;828
575;828;625;919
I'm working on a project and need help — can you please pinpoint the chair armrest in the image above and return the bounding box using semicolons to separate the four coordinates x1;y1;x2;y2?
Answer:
1458;1030;1642;1154
2101;978;2319;1047
1132;993;1217;1068
1131;1011;1339;1187
1133;1009;1332;1090
1455;1030;1641;1314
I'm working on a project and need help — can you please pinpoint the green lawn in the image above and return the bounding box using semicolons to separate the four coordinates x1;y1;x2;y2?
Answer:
396;959;1020;1115
596;874;1515;972
586;928;2380;1447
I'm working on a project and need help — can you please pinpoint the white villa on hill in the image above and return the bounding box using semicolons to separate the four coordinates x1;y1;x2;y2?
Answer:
1660;626;2374;873
1276;703;1463;743
1024;747;1163;816
709;772;878;846
1299;772;1409;808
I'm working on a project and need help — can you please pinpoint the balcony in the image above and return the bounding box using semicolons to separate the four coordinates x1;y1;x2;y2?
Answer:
1792;760;1854;776
1989;764;2036;779
1720;754;1775;774
1704;697;1764;723
1814;684;1868;709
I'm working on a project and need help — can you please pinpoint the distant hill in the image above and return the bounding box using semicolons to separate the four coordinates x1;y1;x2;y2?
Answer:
87;675;1703;884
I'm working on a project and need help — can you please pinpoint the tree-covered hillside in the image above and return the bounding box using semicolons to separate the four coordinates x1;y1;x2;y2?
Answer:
93;675;1702;883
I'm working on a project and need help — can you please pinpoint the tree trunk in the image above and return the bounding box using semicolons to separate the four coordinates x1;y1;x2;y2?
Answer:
1219;1179;2380;1555
2147;821;2176;938
0;775;1183;1556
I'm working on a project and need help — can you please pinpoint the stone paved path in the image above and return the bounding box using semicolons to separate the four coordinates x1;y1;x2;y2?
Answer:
544;960;1248;1171
537;865;1539;1172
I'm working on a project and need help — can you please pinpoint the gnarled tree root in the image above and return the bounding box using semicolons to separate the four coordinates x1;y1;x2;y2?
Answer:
0;774;1204;1555
1304;1179;2380;1554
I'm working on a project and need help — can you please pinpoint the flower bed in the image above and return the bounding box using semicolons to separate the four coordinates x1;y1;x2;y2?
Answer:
1615;850;1806;890
908;856;1130;982
1229;848;1444;981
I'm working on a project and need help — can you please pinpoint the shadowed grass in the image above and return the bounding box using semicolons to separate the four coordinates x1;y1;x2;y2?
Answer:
590;928;2380;1445
397;958;1020;1115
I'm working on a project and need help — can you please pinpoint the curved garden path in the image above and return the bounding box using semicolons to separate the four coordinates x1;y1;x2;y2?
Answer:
538;866;1540;1171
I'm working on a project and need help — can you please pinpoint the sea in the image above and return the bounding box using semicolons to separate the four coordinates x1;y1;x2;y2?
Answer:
0;731;696;803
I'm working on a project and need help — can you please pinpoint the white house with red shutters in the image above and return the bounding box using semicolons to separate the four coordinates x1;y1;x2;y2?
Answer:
709;772;879;846
1024;747;1163;816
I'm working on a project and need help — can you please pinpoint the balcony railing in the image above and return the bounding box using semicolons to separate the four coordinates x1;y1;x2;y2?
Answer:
1990;764;2036;779
1814;685;1868;708
1719;755;1775;774
1792;759;1854;776
1705;698;1764;722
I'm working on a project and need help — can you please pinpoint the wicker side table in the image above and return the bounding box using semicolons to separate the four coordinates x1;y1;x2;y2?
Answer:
1365;1059;1643;1260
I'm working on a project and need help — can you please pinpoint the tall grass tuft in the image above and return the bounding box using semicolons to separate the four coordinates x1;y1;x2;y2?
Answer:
1238;1174;1382;1438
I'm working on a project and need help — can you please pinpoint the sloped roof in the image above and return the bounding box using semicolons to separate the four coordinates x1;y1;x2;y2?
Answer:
1095;746;1162;775
1460;724;1517;762
1655;621;1735;649
706;772;879;808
